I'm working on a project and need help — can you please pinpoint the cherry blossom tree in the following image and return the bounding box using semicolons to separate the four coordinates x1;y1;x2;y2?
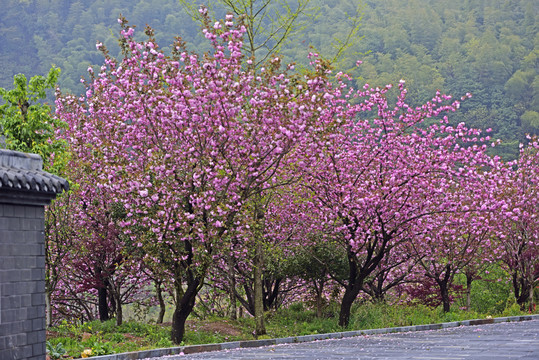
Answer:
360;246;417;303
56;11;343;343
408;181;502;312
45;192;78;326
300;80;498;326
49;174;147;326
498;138;539;311
206;185;314;333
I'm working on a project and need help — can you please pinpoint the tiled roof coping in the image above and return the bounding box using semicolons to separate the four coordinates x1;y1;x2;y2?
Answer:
0;149;69;194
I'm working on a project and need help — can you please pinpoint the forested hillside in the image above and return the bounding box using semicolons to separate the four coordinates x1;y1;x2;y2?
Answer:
1;0;537;158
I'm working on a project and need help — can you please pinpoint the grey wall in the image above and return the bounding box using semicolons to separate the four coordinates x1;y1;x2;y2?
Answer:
0;203;47;360
0;150;68;360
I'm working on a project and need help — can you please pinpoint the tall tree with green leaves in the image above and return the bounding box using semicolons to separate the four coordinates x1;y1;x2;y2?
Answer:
0;66;68;174
179;0;314;68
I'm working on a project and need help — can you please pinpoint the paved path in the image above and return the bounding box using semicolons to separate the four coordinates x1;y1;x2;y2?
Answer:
151;319;539;360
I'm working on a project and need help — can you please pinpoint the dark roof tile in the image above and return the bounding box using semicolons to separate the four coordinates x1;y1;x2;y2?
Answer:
0;149;69;194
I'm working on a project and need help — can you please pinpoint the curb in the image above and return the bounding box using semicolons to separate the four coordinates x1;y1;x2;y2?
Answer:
75;314;539;360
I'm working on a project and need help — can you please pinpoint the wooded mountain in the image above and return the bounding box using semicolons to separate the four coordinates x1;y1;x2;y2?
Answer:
1;0;537;159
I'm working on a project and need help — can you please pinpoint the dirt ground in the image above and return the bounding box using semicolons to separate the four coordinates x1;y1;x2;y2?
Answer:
186;320;243;337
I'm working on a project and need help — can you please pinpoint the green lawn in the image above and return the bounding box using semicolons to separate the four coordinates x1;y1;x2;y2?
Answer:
46;300;534;359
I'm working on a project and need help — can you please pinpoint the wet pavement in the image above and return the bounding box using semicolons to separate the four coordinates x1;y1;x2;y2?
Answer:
150;319;539;360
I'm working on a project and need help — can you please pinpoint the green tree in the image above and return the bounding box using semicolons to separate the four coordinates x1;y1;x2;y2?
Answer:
505;69;535;103
521;110;539;135
179;0;314;67
0;66;68;174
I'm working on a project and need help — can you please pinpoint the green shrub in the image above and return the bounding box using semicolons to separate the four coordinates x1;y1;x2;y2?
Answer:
46;336;83;357
155;338;174;348
105;333;125;342
502;302;522;317
453;265;512;314
46;341;66;360
288;302;305;313
90;341;115;356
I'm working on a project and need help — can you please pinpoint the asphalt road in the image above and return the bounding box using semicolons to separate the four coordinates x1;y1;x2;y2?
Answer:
151;319;539;360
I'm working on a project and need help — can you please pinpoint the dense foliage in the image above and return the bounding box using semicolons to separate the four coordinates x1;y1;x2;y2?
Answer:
1;0;537;158
50;8;539;345
0;67;68;173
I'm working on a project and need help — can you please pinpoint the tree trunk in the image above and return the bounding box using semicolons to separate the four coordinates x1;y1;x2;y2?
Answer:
374;272;386;302
512;271;530;310
465;273;473;311
45;290;52;327
229;283;237;320
338;247;363;328
116;297;123;326
156;281;166;324
254;240;266;336
338;283;361;327
314;280;324;318
171;277;201;344
171;305;189;345
252;198;266;337
337;225;391;328
96;264;110;321
316;294;323;318
109;287;117;318
264;278;282;311
98;286;109;321
228;255;237;320
529;278;535;313
108;281;122;326
440;281;451;312
237;283;255;316
436;264;453;313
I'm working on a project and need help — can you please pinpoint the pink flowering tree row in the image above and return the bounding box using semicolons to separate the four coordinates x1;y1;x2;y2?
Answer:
497;138;539;311
45;158;150;326
52;10;538;341
295;76;511;325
